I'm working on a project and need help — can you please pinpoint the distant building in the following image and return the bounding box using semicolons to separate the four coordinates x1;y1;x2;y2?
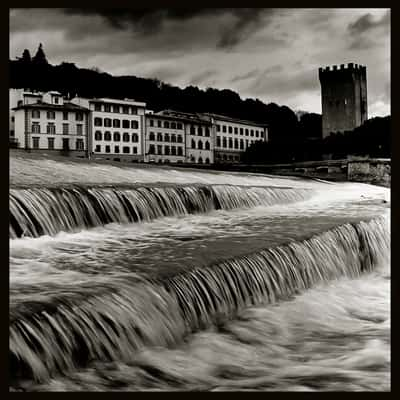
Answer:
144;113;186;163
319;63;368;138
204;113;268;163
12;91;90;155
71;97;146;162
158;110;214;164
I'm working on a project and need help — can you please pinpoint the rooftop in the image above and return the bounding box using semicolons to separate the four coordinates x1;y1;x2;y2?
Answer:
204;112;268;128
12;101;90;112
90;97;146;107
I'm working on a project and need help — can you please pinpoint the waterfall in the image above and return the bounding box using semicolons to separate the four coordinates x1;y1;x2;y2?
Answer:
9;185;312;239
9;215;389;383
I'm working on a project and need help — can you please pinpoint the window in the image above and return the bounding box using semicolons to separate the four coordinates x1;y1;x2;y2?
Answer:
114;145;120;153
32;123;40;133
105;145;110;153
63;112;69;120
95;144;101;152
157;120;162;128
47;123;56;134
198;127;203;136
122;106;129;114
222;137;227;148
54;97;59;104
149;132;155;141
171;134;176;143
229;138;233;149
94;117;102;127
198;140;203;150
157;133;163;142
113;132;121;142
10;130;14;137
228;126;232;134
255;131;259;138
113;105;120;113
76;124;83;136
222;125;226;133
131;121;138;129
76;138;84;150
104;118;112;127
217;125;221;132
177;135;182;143
123;146;130;154
171;122;176;129
113;119;121;128
234;139;238;149
165;146;170;155
260;131;264;138
123;132;130;142
76;112;84;121
177;147;183;156
191;139;196;149
171;146;176;156
11;116;15;123
32;137;40;149
234;127;238;134
240;128;243;135
104;104;111;112
240;139;244;150
95;131;102;141
94;103;102;112
62;138;69;151
122;120;130;129
63;123;69;135
217;136;221;147
205;128;210;137
164;121;170;129
48;138;54;149
132;133;138;143
132;147;137;154
149;119;154;127
245;129;249;136
47;111;55;120
205;141;210;150
190;126;195;135
149;144;155;154
157;145;163;155
250;130;254;137
177;123;182;130
131;107;137;115
164;133;170;142
104;131;111;141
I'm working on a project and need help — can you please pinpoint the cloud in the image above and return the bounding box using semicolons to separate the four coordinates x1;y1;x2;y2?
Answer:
348;11;390;35
188;70;217;86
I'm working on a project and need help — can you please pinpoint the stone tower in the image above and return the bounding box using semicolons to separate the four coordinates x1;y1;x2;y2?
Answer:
319;63;367;138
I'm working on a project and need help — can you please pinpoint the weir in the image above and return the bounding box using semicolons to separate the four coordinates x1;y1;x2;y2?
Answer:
9;185;312;239
9;215;389;383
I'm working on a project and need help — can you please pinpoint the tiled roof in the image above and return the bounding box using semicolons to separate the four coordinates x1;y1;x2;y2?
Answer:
204;112;268;128
12;101;90;112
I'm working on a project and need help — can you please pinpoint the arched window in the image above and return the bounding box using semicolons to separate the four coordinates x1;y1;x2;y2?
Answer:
198;140;203;150
190;126;196;135
205;128;210;137
205;158;210;164
94;117;102;127
104;131;111;141
157;133;163;142
164;133;170;142
113;132;121;141
149;132;155;141
205;141;210;150
198;127;203;136
191;139;196;149
198;157;203;164
123;132;130;142
132;133;138;143
104;118;112;127
171;122;176;129
95;131;102;141
113;119;121;128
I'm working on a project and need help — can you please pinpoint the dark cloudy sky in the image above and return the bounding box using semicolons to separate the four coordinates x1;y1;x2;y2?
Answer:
10;8;390;116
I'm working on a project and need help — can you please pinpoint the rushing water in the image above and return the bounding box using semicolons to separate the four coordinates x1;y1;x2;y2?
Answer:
9;156;390;391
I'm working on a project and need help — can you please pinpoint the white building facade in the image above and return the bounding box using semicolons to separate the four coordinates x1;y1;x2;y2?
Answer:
71;97;146;162
205;113;268;163
12;91;90;155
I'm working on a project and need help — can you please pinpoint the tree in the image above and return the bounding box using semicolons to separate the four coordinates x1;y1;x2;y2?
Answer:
32;43;48;65
21;49;31;63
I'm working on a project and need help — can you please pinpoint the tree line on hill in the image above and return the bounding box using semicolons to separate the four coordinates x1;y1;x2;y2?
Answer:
10;45;390;162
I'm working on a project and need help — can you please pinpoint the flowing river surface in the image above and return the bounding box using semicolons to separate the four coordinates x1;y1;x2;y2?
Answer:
9;155;390;391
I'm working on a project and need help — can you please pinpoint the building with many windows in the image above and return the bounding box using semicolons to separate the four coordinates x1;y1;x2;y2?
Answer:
12;91;90;155
204;113;268;163
158;110;214;164
144;112;186;163
71;97;146;162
